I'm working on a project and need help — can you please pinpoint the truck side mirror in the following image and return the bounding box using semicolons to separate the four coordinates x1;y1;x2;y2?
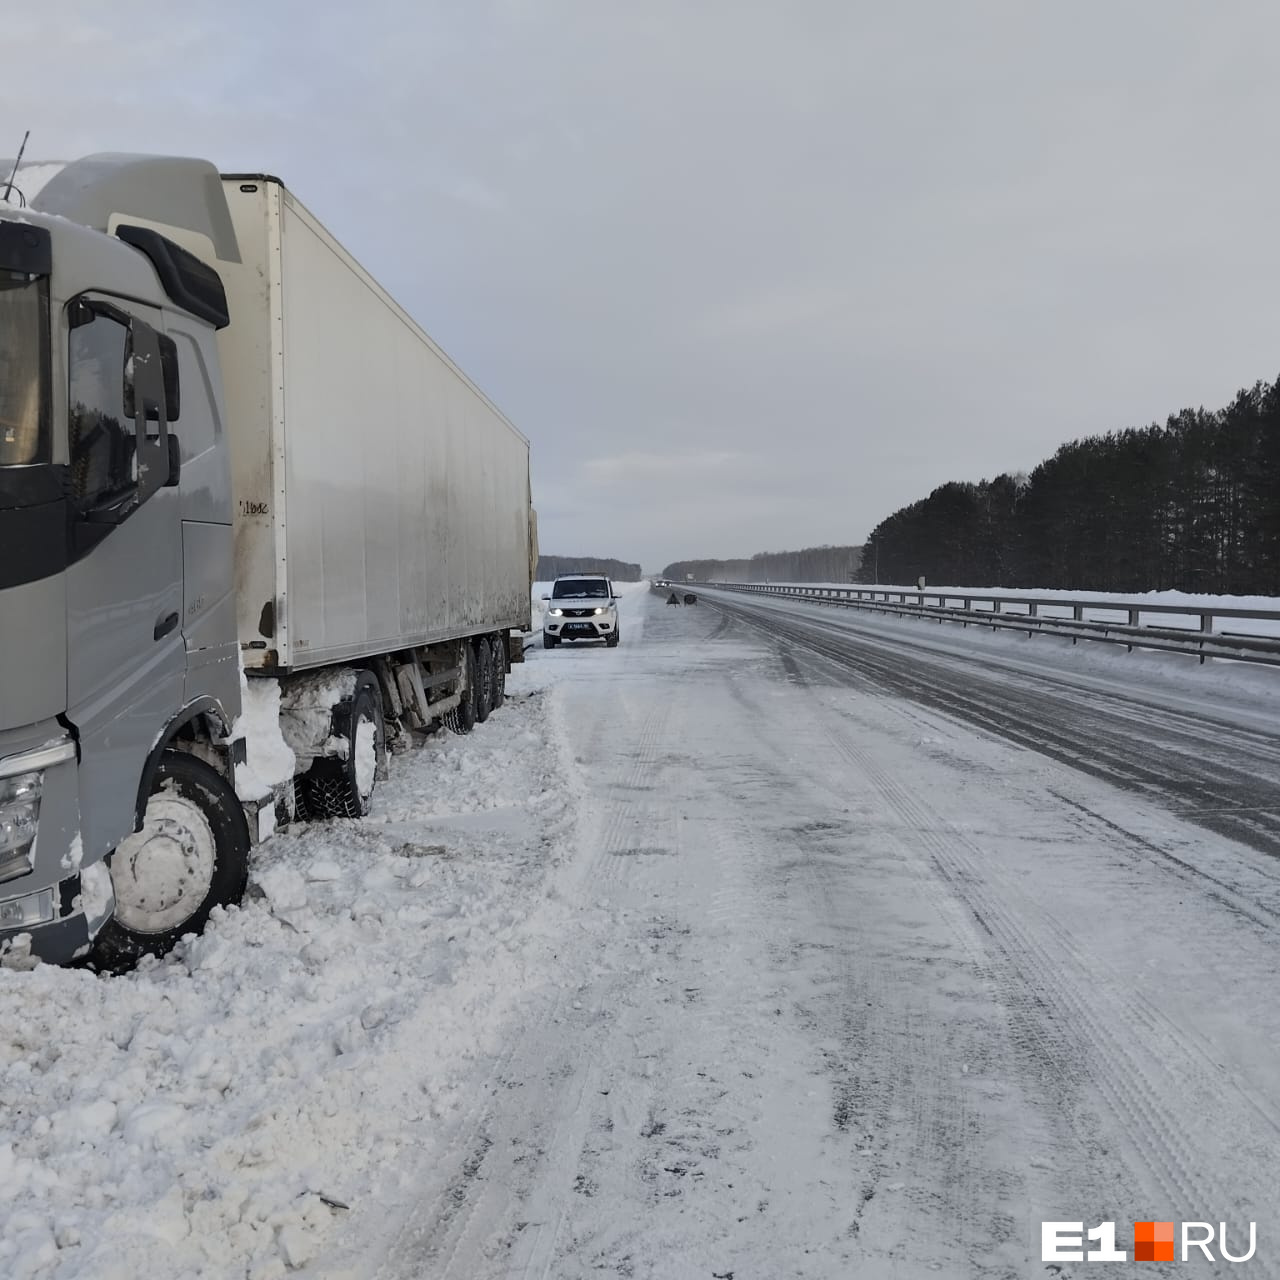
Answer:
123;332;180;423
123;320;169;506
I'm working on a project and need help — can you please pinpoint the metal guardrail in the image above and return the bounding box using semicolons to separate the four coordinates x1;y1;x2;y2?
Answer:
688;581;1280;667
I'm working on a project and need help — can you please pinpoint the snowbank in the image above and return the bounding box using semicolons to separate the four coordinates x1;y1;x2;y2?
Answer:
0;666;578;1279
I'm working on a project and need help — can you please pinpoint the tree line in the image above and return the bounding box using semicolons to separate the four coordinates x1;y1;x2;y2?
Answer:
537;555;642;582
858;376;1280;594
661;545;864;584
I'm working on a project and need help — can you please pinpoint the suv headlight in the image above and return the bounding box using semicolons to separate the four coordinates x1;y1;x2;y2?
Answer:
0;770;42;883
548;608;563;616
593;607;604;615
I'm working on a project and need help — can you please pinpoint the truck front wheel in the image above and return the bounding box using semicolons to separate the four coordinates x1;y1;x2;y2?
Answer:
92;752;250;972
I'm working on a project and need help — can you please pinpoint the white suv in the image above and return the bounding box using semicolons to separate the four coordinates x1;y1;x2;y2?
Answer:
542;575;620;648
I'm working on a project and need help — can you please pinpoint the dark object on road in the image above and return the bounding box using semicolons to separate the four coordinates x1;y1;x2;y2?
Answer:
684;593;697;605
667;592;681;606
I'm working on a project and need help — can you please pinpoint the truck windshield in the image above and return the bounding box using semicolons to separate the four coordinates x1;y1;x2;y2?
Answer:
0;275;50;466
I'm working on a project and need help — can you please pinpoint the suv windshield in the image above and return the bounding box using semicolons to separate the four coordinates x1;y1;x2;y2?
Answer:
553;578;610;599
0;275;50;466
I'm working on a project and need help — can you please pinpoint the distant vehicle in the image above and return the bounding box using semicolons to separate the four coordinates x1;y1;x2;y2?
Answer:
542;575;620;648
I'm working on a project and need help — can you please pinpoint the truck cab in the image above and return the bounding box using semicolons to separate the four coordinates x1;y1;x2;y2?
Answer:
0;157;243;966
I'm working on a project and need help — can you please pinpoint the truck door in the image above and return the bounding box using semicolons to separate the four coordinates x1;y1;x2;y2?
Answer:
63;296;185;866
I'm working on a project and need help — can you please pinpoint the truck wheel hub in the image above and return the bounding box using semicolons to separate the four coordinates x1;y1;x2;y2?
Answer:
110;796;217;934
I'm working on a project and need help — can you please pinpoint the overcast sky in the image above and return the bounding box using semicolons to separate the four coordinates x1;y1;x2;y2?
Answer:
8;2;1280;570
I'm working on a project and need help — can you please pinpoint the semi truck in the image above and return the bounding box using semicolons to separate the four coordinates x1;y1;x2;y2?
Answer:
0;154;535;969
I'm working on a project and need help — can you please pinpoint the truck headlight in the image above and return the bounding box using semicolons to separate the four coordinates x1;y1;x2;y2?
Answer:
0;770;42;883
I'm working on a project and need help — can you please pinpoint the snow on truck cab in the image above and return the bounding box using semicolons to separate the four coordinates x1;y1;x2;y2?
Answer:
541;575;621;648
0;154;535;969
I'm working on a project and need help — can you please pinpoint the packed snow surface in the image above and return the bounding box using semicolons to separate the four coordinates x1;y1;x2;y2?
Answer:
3;580;1279;1278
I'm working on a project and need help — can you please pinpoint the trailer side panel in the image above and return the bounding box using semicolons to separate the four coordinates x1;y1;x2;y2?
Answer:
222;179;531;672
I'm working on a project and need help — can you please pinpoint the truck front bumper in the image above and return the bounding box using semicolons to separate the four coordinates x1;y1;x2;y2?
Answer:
0;734;113;966
0;876;98;965
0;862;113;966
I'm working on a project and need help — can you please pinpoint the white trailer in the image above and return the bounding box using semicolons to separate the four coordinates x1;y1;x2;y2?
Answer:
217;177;532;674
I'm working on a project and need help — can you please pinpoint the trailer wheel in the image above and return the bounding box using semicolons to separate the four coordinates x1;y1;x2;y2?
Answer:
474;638;495;723
92;752;250;972
488;635;506;709
302;672;386;819
444;644;478;734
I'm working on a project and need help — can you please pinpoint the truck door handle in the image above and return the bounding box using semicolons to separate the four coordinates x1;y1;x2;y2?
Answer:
154;611;180;641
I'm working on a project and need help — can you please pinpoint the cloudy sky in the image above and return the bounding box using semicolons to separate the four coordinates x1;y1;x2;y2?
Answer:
7;2;1280;570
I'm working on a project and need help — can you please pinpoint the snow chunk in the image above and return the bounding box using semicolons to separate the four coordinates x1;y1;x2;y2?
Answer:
233;674;297;802
256;865;309;914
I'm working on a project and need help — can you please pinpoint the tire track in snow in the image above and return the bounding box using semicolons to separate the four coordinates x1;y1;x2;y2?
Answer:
724;664;1047;1276
792;671;1280;1271
723;624;1280;1274
364;608;693;1280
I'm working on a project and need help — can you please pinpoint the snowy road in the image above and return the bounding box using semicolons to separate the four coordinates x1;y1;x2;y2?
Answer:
5;585;1280;1278
341;588;1280;1279
698;587;1280;860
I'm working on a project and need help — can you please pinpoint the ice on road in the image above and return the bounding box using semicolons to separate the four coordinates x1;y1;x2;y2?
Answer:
3;583;1279;1278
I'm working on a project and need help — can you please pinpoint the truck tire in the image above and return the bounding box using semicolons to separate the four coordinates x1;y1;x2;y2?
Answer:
474;637;495;724
444;644;478;734
92;751;250;972
488;635;506;709
302;672;386;819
